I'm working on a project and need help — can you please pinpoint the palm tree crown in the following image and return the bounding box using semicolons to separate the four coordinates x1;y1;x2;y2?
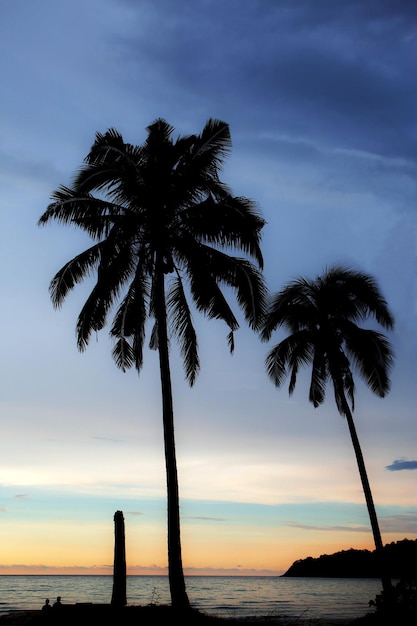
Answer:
39;119;266;379
261;264;394;414
38;118;267;609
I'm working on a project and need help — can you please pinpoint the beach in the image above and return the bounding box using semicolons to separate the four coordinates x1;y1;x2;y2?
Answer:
0;604;371;626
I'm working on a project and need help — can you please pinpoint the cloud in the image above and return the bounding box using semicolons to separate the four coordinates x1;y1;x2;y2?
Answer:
186;516;226;522
285;521;370;533
285;512;417;535
0;564;113;574
115;0;416;160
91;436;125;443
380;512;417;534
385;460;417;471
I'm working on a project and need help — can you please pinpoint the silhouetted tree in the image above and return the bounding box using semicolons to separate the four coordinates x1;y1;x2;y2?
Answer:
261;264;394;594
38;119;266;610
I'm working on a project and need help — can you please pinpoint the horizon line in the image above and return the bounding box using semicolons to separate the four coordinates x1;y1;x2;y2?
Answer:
0;565;284;577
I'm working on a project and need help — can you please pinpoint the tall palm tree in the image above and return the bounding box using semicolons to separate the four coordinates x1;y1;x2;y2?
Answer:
260;264;394;593
38;119;266;610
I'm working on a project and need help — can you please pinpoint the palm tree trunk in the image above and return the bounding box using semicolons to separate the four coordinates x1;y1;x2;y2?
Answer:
155;268;190;611
339;391;392;594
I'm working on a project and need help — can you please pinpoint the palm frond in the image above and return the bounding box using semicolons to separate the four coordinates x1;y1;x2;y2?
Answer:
265;343;289;388
183;194;265;269
149;321;159;351
265;331;312;389
111;337;136;372
320;264;395;329
192;118;232;169
308;351;328;407
39;187;121;239
344;368;355;413
110;271;150;372
76;128;144;193
49;244;102;308
227;330;235;353
166;276;200;386
146;118;175;143
183;246;240;333
230;259;268;330
260;278;316;340
75;235;135;350
344;327;394;396
181;240;267;331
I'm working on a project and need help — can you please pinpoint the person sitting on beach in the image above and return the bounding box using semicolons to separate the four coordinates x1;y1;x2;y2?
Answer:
42;599;51;611
53;596;62;608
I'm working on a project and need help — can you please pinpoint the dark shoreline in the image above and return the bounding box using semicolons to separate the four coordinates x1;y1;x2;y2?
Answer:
0;604;377;626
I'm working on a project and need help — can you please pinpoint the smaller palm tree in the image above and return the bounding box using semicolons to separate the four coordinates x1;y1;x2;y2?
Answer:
261;264;394;593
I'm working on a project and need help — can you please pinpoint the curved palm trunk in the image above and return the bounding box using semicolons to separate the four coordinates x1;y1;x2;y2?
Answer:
155;268;190;611
338;389;392;594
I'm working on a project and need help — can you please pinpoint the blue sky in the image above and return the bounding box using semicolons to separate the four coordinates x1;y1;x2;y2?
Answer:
0;0;416;575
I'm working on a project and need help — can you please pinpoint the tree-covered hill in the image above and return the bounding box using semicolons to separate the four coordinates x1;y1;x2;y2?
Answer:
283;538;417;578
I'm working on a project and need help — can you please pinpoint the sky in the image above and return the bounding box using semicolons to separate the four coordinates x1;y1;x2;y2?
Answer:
0;0;416;578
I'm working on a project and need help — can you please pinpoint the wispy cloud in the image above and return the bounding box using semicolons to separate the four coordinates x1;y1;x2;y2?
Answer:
284;521;370;533
380;513;417;534
285;510;417;535
185;516;226;522
385;459;417;471
92;436;125;443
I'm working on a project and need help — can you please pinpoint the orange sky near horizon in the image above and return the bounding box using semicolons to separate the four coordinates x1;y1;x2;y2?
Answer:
0;512;399;577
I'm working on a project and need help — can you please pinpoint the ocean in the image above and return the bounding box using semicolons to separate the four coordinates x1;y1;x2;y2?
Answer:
0;575;383;621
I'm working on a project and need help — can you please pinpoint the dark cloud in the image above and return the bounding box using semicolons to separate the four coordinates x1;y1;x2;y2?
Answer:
386;459;417;471
117;0;416;159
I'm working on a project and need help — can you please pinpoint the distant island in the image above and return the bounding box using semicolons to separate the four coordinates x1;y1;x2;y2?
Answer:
282;538;417;578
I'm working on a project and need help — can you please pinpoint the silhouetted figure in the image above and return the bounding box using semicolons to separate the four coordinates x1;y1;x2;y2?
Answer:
111;510;127;607
53;596;62;608
42;599;51;611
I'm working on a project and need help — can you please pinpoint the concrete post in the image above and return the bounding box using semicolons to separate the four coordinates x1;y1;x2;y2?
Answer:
111;510;127;606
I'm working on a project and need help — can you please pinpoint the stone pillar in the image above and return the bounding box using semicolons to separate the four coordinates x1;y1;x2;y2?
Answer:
111;510;127;606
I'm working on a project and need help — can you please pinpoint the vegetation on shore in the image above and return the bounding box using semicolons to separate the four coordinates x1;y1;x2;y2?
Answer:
283;538;417;579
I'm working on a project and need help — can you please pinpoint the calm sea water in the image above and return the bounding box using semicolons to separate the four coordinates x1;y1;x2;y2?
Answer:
0;575;383;621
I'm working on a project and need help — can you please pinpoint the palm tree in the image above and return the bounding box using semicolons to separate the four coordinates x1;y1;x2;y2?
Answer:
38;119;266;610
260;264;394;593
